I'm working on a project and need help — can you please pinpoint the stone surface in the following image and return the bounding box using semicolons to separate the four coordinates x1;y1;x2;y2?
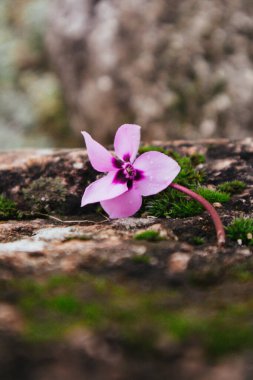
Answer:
46;0;253;143
0;139;253;379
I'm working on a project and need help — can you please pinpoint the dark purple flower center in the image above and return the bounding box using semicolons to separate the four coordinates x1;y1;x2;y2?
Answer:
123;163;136;179
113;159;144;189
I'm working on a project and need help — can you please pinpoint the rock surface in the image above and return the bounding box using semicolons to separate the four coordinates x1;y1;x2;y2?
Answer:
46;0;253;142
0;138;253;379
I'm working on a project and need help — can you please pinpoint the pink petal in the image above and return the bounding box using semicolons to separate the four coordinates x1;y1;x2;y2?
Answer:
134;151;181;196
101;187;142;218
82;131;115;172
114;124;141;163
81;172;128;206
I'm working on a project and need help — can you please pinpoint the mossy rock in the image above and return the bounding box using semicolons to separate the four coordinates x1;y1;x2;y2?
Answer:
22;177;67;214
0;195;19;220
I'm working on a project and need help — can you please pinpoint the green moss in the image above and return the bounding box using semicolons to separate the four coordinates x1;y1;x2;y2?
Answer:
196;187;230;203
11;275;105;341
145;189;194;218
191;236;205;245
217;180;246;195
157;312;196;341
47;295;81;315
227;218;253;245
189;153;206;166
22;177;67;214
199;301;253;356
132;255;151;264
168;196;203;218
2;273;253;357
162;301;252;357
145;186;229;218
0;195;19;220
139;148;232;219
171;153;205;188
134;230;163;242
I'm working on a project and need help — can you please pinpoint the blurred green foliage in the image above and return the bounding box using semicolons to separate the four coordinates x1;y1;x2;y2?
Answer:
3;272;253;358
134;230;164;242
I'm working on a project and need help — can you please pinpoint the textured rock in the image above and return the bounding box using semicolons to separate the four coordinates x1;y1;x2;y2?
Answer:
0;139;253;379
0;138;252;275
46;0;253;143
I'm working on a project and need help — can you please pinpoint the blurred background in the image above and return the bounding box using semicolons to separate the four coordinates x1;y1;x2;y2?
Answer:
0;0;252;149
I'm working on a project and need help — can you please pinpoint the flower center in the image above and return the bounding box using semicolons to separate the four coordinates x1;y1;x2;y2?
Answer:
123;163;136;179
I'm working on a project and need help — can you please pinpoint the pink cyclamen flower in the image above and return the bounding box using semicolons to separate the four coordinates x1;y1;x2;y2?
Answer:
81;124;181;218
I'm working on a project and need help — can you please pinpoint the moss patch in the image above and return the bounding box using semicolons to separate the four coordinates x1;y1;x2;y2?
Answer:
134;230;163;242
217;180;246;195
146;186;230;218
171;152;206;188
2;273;253;358
0;195;20;220
138;149;232;219
196;187;230;203
227;218;253;245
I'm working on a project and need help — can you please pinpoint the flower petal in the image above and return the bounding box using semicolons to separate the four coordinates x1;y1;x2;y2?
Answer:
114;124;141;163
101;187;142;218
81;172;128;206
134;151;181;196
82;131;115;172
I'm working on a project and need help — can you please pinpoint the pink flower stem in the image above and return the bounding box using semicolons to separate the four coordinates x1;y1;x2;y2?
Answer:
170;183;226;246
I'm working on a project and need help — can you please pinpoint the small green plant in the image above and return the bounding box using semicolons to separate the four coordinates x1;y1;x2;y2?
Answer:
191;236;205;245
227;218;253;245
0;195;19;220
134;230;163;242
145;187;230;218
217;180;246;195
23;177;67;214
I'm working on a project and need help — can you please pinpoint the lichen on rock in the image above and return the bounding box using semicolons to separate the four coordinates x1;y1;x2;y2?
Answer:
22;176;68;214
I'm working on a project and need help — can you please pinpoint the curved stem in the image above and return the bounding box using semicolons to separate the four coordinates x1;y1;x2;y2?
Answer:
170;183;226;246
